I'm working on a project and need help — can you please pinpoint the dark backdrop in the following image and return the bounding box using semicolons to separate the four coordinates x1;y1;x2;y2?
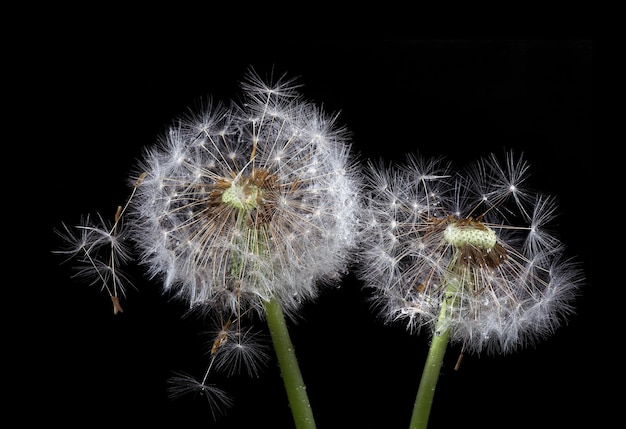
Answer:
24;39;593;428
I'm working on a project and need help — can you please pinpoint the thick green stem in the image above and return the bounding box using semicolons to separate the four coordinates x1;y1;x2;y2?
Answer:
264;298;316;429
409;302;451;429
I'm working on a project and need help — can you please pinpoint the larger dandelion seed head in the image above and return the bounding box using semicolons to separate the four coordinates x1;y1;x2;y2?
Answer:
357;151;583;355
130;69;361;318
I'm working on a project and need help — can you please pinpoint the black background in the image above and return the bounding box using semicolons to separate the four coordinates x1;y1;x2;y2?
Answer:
20;39;593;428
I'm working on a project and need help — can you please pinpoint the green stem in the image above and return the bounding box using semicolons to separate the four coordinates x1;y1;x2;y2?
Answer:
264;298;316;429
409;301;451;429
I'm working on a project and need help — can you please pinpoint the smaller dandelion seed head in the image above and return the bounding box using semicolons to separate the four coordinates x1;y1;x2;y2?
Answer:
357;149;584;355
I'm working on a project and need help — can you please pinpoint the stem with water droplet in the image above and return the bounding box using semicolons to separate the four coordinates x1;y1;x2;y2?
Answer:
264;298;317;429
408;303;450;429
409;252;461;429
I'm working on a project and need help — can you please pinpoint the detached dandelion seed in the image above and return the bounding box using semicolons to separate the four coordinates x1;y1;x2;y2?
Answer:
211;325;271;378
167;371;234;420
53;173;143;314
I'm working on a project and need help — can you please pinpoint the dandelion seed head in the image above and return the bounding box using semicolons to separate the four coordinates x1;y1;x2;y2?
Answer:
130;68;361;318
357;150;584;355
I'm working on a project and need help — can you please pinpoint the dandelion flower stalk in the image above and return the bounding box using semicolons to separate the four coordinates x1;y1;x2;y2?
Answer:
410;309;449;429
264;298;316;428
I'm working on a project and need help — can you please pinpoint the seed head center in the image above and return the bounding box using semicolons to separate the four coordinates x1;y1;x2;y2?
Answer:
222;182;261;211
443;220;497;250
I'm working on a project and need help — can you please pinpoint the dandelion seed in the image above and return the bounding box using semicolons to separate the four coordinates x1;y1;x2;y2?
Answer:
110;295;123;314
53;213;134;314
53;176;144;313
210;319;232;356
167;371;233;420
211;325;271;378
